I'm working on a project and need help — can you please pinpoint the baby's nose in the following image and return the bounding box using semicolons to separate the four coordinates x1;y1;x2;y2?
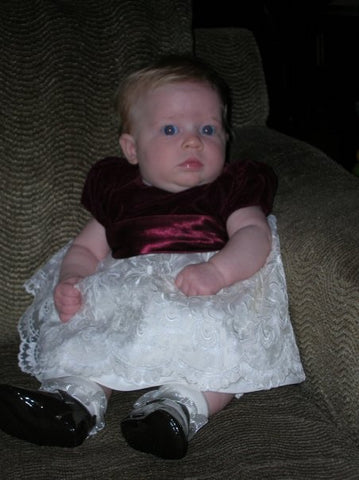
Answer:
182;132;202;148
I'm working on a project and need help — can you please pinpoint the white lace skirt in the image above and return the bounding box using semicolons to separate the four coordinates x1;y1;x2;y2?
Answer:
18;215;305;394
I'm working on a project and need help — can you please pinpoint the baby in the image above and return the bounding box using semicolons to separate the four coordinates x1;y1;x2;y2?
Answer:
0;55;305;459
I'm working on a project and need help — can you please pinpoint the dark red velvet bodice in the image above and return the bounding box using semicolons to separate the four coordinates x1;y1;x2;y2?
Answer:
82;157;277;258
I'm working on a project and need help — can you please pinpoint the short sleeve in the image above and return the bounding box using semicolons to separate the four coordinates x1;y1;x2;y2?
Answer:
219;160;278;219
81;157;136;226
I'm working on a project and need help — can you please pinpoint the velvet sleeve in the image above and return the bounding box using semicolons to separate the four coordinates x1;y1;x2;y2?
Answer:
218;160;278;219
81;157;135;226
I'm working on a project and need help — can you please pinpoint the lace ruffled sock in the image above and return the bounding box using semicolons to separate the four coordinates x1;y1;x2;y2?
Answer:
121;383;208;459
137;383;209;438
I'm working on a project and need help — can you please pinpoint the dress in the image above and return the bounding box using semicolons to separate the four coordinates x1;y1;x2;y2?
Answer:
18;158;305;394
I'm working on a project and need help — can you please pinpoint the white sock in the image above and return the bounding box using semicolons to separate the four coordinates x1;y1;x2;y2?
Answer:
158;383;209;417
134;383;208;439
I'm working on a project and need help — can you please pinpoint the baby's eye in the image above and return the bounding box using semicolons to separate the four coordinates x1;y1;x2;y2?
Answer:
201;125;215;136
162;125;178;136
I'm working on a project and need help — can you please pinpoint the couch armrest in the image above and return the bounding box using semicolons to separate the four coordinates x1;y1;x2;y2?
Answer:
196;24;359;443
231;125;359;444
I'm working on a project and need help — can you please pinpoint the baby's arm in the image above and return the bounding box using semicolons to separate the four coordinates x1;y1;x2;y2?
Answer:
54;218;110;322
175;206;271;296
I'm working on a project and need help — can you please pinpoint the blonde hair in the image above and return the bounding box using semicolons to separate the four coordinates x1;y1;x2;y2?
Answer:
115;55;231;135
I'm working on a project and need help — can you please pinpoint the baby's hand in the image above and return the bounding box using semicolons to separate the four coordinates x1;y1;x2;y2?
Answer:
175;262;225;296
54;276;83;323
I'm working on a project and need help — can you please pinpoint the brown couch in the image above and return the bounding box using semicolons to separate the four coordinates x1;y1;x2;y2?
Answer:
1;1;359;478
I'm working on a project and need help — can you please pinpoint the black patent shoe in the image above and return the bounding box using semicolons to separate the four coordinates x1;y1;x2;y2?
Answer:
0;384;96;447
121;398;189;459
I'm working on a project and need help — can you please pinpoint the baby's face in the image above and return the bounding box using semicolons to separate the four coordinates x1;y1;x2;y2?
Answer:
120;81;227;193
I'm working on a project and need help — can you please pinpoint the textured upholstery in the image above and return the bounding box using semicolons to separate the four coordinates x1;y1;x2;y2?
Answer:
0;0;192;342
195;28;269;128
230;125;359;445
1;2;359;478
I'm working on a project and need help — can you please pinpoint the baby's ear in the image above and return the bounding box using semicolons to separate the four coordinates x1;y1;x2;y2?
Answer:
119;133;138;164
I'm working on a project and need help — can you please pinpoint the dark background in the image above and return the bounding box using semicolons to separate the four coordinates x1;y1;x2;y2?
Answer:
193;0;359;172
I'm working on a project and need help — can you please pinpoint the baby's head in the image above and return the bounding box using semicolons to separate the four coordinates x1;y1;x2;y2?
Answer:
115;56;231;193
116;55;231;136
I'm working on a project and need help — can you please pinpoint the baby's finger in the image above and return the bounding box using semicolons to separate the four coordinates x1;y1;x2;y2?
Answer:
58;283;81;297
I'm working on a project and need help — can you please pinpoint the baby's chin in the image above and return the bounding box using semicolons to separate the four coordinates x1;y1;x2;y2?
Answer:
140;174;219;193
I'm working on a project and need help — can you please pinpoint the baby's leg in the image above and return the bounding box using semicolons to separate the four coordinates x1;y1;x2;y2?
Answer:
203;391;234;415
101;384;112;400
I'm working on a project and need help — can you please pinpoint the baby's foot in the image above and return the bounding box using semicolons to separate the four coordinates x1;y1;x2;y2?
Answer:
121;398;189;459
0;384;95;447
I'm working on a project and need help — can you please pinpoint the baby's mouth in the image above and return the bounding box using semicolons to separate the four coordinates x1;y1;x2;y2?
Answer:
178;159;203;170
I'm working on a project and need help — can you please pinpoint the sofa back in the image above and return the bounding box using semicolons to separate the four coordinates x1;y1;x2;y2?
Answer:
195;28;269;129
0;0;193;342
